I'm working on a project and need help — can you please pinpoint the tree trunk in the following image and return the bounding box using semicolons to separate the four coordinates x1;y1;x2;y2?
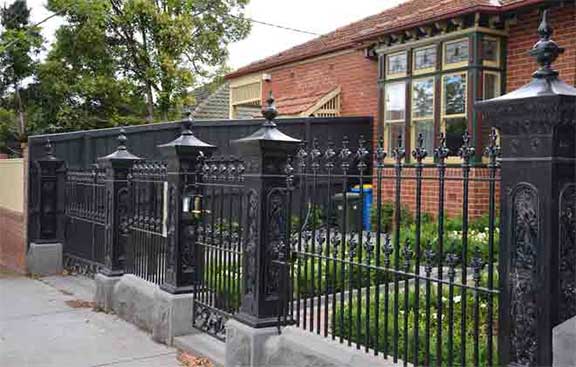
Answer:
14;85;25;139
145;84;154;122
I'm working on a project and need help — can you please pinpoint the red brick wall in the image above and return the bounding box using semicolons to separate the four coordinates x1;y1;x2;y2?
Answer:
374;167;500;220
0;206;26;273
261;50;379;119
507;5;576;91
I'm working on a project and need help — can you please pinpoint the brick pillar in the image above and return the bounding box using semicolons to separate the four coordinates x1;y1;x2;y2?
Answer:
476;11;576;366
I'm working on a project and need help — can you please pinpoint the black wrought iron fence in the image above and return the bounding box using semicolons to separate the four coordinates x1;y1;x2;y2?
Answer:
278;130;501;367
63;167;107;273
193;155;246;340
125;161;169;285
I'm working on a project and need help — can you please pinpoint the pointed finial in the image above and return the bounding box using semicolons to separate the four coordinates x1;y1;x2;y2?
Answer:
529;9;564;79
181;107;193;135
262;91;278;126
117;128;128;151
44;138;54;158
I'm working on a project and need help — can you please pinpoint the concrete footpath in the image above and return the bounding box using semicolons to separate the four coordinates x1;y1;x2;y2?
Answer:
0;270;189;367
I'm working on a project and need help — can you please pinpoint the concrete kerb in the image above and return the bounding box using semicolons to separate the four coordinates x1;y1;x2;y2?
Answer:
553;316;576;367
152;287;195;345
94;273;121;312
93;273;195;346
26;242;63;276
225;319;407;367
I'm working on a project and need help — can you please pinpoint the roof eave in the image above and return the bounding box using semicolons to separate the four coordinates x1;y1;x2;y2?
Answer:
226;0;547;80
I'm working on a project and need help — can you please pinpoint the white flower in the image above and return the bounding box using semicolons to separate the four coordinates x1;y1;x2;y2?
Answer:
453;295;462;303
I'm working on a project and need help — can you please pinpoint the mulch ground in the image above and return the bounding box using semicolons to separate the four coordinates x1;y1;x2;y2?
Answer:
177;352;214;367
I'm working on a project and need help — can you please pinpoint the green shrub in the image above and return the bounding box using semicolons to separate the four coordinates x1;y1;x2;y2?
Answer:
332;280;499;366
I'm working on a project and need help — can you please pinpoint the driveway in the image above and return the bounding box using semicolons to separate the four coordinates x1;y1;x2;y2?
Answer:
0;270;184;367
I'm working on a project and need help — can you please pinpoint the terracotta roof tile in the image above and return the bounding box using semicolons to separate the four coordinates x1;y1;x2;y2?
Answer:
227;0;541;79
276;86;336;115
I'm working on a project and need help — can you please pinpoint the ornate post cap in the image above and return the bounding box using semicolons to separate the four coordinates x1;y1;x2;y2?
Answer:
475;9;576;115
529;9;564;80
232;91;301;149
36;137;64;166
98;128;141;163
157;111;215;157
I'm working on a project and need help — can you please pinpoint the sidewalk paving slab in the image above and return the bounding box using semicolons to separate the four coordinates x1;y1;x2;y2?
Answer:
0;274;184;367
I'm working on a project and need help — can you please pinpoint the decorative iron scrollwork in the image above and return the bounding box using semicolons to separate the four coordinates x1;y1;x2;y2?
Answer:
510;184;539;366
559;184;576;322
192;303;228;341
265;188;287;297
242;189;258;313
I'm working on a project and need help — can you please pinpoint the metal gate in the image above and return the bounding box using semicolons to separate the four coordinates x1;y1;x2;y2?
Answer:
192;156;246;340
63;167;107;273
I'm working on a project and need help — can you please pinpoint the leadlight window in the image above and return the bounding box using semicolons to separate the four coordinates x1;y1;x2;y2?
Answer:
385;81;406;154
444;38;469;67
387;52;407;77
482;37;500;66
413;46;437;74
411;78;435;155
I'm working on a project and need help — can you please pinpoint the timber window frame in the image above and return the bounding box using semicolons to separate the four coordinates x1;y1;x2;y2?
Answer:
413;45;437;75
411;77;435;162
384;81;407;155
443;38;470;69
441;72;468;159
379;28;506;163
386;51;408;79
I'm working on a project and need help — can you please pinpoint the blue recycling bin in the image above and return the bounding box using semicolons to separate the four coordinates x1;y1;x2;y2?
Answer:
351;185;372;231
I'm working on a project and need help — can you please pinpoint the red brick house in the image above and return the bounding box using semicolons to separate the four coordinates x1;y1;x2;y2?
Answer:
225;0;575;217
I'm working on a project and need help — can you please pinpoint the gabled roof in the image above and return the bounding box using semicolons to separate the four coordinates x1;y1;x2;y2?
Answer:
192;83;260;120
226;0;542;79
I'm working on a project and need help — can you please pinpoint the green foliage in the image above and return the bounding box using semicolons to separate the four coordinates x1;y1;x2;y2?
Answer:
0;0;252;143
291;204;325;233
371;202;413;232
46;0;251;120
0;0;43;140
332;279;499;366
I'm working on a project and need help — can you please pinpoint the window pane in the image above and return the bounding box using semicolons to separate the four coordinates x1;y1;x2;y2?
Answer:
445;117;467;156
443;74;467;116
387;53;407;75
414;46;436;71
385;82;406;121
484;73;500;100
387;123;404;155
482;38;499;63
414;120;434;154
412;78;434;118
444;39;469;65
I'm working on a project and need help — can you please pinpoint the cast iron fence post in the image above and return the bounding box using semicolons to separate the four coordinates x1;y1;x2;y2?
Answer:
97;129;142;277
33;139;65;243
158;116;216;294
476;10;576;366
232;92;301;328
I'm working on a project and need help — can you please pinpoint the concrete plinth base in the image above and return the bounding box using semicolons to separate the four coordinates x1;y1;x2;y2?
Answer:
225;319;279;367
152;288;194;345
554;316;576;367
225;320;401;367
94;273;121;312
26;242;62;276
93;274;195;346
